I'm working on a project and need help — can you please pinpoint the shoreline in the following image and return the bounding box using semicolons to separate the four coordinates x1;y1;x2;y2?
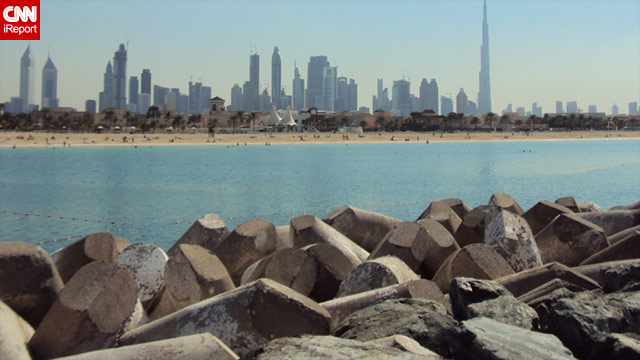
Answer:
1;130;639;148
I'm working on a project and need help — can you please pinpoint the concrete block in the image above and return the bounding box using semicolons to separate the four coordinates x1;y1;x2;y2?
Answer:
368;222;429;272
274;225;293;251
575;210;640;236
168;214;229;255
0;300;32;360
489;192;525;216
441;197;473;220
116;243;168;307
417;201;462;236
484;208;542;272
555;196;580;213
580;230;640;265
323;205;402;251
454;206;493;247
336;256;420;298
417;218;460;279
523;200;573;236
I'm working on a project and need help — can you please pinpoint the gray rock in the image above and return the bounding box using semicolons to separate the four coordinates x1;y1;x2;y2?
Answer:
489;193;525;216
484;208;542;272
461;317;574;360
333;298;463;358
572;258;640;286
575;210;640;236
55;333;239;360
0;241;63;327
449;278;538;330
497;262;601;298
168;214;229;255
605;333;640;360
336;256;419;298
323;205;402;251
577;200;604;213
440;197;473;220
417;201;463;236
600;262;640;293
580;230;640;265
0;300;31;360
517;278;588;305
116;243;168;307
368;222;429;271
523;200;573;236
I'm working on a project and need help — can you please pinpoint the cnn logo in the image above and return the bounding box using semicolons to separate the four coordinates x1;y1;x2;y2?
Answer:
1;1;40;40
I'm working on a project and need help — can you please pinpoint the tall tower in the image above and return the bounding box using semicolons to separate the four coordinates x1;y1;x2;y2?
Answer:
99;61;113;112
41;54;58;108
478;0;492;114
19;44;35;112
141;69;151;95
250;53;259;87
271;46;281;108
113;44;127;109
292;62;304;110
306;56;329;109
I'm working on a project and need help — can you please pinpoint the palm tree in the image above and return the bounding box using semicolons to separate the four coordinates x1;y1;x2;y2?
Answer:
248;112;258;132
208;118;219;136
146;106;160;132
375;116;386;131
164;111;172;128
340;116;350;128
103;109;115;131
230;111;244;132
501;114;510;131
446;112;457;131
172;115;183;132
529;115;537;131
486;112;496;132
359;120;367;131
471;116;480;130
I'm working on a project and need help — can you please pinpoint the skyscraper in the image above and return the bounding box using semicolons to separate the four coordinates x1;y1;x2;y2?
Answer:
556;101;563;114
189;81;202;114
392;80;410;116
336;76;348;112
441;96;453;116
478;0;492;114
250;53;259;87
85;100;96;114
153;85;169;110
230;84;242;111
629;102;638;115
348;78;357;111
611;104;619;116
246;53;260;112
129;76;139;111
99;61;113;112
322;66;337;112
41;55;59;108
200;86;211;114
306;56;329;109
19;44;35;112
419;78;438;113
456;88;468;115
271;47;281;108
141;69;151;95
566;101;578;114
588;105;597;113
292;63;304;111
113;44;127;109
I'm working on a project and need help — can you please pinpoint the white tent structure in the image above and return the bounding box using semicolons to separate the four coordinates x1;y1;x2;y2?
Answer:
266;104;282;127
278;105;297;128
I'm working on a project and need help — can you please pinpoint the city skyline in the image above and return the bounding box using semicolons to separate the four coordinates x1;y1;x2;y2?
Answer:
0;0;638;115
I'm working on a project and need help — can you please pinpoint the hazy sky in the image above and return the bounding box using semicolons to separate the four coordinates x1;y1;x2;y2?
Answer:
1;0;639;114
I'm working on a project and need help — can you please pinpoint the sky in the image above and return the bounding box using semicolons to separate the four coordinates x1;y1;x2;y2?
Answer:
1;0;639;114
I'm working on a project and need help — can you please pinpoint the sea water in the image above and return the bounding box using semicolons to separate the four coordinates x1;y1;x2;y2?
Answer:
1;139;638;252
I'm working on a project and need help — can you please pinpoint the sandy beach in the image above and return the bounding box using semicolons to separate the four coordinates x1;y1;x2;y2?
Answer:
1;130;639;148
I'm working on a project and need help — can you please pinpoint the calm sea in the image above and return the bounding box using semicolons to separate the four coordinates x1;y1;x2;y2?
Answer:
1;139;639;252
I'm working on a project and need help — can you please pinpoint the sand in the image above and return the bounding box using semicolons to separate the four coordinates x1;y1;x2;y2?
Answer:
1;130;638;148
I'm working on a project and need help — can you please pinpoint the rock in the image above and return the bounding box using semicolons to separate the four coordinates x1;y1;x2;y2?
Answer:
51;232;131;283
523;200;573;235
534;213;608;266
274;225;293;251
541;289;640;359
367;335;444;358
167;214;229;255
449;278;539;330
484;208;542;272
246;334;433;359
119;279;330;358
496;262;601;298
116;243;168;307
123;299;149;332
0;300;32;360
489;192;525;216
146;288;176;321
29;261;138;359
0;242;63;328
417;218;460;279
55;333;239;360
573;258;640;285
600;262;640;292
605;333;640;360
454;205;493;247
241;244;357;302
336;256;419;298
460;317;574;360
333;298;463;358
609;224;640;244
555;196;580;212
214;219;278;285
517;278;588;305
368;222;429;272
580;230;640;265
440;197;473;220
432;244;515;293
575;210;640;236
290;215;369;263
323;205;402;251
163;244;235;311
321;280;446;331
416;201;462;236
577;200;604;213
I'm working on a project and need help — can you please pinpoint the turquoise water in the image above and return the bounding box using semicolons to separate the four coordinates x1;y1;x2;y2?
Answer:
1;139;639;252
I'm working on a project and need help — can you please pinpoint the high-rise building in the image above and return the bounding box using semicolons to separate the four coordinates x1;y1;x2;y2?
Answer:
532;102;542;117
516;106;525;116
348;78;357;111
113;44;127;109
456;88;468;115
376;79;391;112
468;101;478;116
138;93;150;114
177;94;189;114
242;81;257;113
629;102;639;115
85;100;96;113
392;80;410;116
556;101;563;114
377;79;384;110
292;63;304;111
129;76;139;110
153;85;169;110
441;96;453;116
189;81;202;114
19;44;35;112
165;88;180;111
611;104;619;116
372;95;378;112
201;86;211;114
41;55;59;108
504;104;513;114
322;66;337;112
306;56;329;109
141;69;151;95
230;84;242;111
566;101;579;114
250;53;259;87
478;0;492;114
336;76;348;112
588;105;597;113
271;46;281;108
99;61;113;112
419;78;438;114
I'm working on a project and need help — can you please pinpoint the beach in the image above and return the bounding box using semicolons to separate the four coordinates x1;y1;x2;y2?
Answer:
1;130;639;148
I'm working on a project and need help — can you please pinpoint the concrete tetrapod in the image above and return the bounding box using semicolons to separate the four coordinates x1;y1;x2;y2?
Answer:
417;218;461;279
51;232;131;283
0;242;63;328
454;206;493;247
119;279;331;358
416;201;463;236
323;205;402;251
579;230;640;265
555;196;580;213
489;192;525;216
290;215;369;263
54;333;239;360
29;261;138;359
440;197;473;220
0;300;32;360
116;243;168;308
336;256;420;298
522;200;573;236
167;214;229;255
368;222;429;272
574;210;640;237
534;213;608;266
214;219;278;286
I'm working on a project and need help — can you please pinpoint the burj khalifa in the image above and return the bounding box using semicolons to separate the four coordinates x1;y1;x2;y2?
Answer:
478;0;492;114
